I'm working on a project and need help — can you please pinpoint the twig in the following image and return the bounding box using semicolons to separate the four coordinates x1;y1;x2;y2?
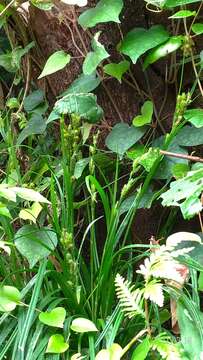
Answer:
160;150;203;163
121;329;148;357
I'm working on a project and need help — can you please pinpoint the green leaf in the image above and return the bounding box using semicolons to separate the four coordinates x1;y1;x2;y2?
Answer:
71;318;98;333
17;114;47;145
184;108;203;128
74;158;90;179
30;0;54;10
13;187;49;203
19;202;43;223
174;125;203;146
133;101;153;127
139;147;160;171
14;225;58;268
161;168;203;219
103;60;130;82
177;300;203;360
119;188;154;215
24;90;44;112
6;98;20;110
198;272;203;291
172;163;189;179
169;10;196;19
0;43;34;73
105;123;147;156
0;285;21;312
38;51;71;79
119;25;169;64
131;337;151;360
83;32;109;75
78;0;123;28
0;203;12;219
95;350;110;360
192;23;203;35
143;36;183;69
51;93;103;123
46;334;69;354
109;344;123;360
61;72;101;96
39;307;66;328
165;0;201;7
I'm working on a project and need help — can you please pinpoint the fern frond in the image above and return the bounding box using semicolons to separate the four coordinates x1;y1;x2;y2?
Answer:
115;274;144;318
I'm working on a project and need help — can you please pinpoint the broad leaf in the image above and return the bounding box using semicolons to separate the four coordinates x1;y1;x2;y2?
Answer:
0;285;21;312
13;187;50;203
17;114;47;145
133;101;153;127
14;225;58;268
143;36;183;69
119;188;155;215
174;125;203;146
24;90;44;112
61;72;101;96
39;307;66;328
0;43;34;73
74;158;90;179
71;318;98;332
78;0;123;28
50;93;103;123
105;123;147;156
46;334;69;354
131;337;151;360
165;0;201;7
119;25;169;64
192;23;203;35
38;51;71;79
83;32;109;75
139;148;160;171
161;168;203;219
19;202;43;223
30;0;54;10
104;60;130;82
184;108;203;128
95;350;110;360
0;203;12;219
169;10;196;18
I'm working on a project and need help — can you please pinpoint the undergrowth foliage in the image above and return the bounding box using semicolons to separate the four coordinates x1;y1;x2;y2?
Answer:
0;0;203;359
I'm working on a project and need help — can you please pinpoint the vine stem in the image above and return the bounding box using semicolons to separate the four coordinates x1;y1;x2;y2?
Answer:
160;150;203;163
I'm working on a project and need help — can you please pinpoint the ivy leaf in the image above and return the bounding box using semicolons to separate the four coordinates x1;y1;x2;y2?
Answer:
61;72;101;96
161;168;203;219
74;158;90;179
24;90;44;112
192;23;203;35
133;101;153;127
169;10;196;19
17;114;46;145
0;285;21;312
143;36;183;69
119;25;169;64
83;32;109;75
39;307;66;328
71;318;98;333
51;93;103;123
184;108;203;128
105;123;147;156
78;0;124;28
103;60;130;82
46;334;69;354
19;202;43;223
38;51;71;79
14;225;58;268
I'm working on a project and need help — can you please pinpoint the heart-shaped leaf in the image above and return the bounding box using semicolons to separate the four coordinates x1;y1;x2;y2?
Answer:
119;25;169;64
83;32;109;75
71;317;98;333
0;285;21;312
192;23;203;35
143;36;183;69
169;10;196;19
133;101;153;127
14;225;58;268
19;202;43;223
105;123;147;156
39;307;66;328
17;114;47;145
46;334;69;354
104;60;130;82
38;51;71;79
78;0;123;28
61;72;101;96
